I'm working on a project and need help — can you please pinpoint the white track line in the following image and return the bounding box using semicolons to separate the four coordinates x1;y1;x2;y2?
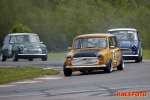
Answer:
0;77;63;88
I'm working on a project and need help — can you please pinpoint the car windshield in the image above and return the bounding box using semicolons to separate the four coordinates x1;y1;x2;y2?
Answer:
14;35;40;43
108;30;138;41
73;37;107;49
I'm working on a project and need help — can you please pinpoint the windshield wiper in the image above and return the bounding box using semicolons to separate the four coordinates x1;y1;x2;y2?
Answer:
85;46;94;48
119;34;126;39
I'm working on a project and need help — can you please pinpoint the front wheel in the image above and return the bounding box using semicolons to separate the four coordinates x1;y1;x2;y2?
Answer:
104;59;112;73
12;52;18;62
117;56;124;70
135;50;142;63
0;52;6;62
28;58;33;61
63;61;72;76
41;55;47;61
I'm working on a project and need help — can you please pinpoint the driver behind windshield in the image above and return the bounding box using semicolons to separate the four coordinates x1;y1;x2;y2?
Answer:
24;35;30;42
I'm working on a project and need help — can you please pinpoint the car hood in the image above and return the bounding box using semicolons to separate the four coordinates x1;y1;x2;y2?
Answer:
119;40;138;48
17;43;43;48
73;50;100;58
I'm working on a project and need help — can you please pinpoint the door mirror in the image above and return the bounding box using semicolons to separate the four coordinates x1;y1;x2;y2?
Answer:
139;39;142;44
40;42;43;44
10;42;14;44
110;46;115;48
68;47;71;50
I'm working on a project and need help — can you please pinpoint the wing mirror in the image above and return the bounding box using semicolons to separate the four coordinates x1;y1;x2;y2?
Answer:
10;42;14;44
110;46;115;48
139;39;142;44
68;47;71;50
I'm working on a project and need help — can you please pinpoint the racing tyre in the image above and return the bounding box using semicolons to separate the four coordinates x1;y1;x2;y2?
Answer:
12;52;18;62
104;59;112;73
28;58;33;61
135;50;142;63
41;55;47;61
63;61;72;76
0;52;6;62
117;56;124;70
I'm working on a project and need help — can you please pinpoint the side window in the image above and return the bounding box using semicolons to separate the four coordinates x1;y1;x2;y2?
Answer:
3;36;10;44
114;37;119;47
112;37;118;47
109;37;113;47
74;39;81;49
10;36;14;43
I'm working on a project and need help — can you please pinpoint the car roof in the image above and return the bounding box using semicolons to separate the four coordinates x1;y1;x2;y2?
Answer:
7;33;37;36
107;28;137;31
75;33;114;38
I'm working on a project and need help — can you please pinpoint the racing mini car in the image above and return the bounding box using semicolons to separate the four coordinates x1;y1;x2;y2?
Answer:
107;28;142;63
63;33;124;76
0;33;48;62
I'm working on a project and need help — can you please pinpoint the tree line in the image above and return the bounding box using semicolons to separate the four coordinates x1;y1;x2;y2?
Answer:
0;0;150;52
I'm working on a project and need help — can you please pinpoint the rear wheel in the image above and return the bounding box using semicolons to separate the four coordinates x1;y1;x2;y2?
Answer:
0;52;6;62
63;61;72;76
12;52;18;62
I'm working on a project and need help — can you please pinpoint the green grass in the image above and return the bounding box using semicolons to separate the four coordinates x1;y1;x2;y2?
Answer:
0;67;61;85
143;50;150;60
47;52;66;61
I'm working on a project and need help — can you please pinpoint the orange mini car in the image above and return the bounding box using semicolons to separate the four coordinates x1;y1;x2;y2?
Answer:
63;33;124;76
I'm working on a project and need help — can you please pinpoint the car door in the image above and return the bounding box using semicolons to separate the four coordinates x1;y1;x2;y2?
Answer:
3;36;10;57
112;36;121;66
7;36;14;57
109;37;120;67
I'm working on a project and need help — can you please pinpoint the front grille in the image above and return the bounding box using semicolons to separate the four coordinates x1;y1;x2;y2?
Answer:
121;49;132;55
72;57;99;66
23;49;42;54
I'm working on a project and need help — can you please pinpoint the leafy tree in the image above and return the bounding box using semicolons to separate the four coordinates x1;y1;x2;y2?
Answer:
0;0;150;51
9;24;33;33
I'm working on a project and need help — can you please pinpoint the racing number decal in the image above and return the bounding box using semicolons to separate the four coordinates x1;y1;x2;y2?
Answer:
113;50;117;65
114;51;117;60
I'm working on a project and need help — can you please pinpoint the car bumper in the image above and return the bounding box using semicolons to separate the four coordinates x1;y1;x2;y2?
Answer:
66;65;106;70
123;54;138;57
122;55;138;60
67;65;106;68
18;54;47;56
17;54;47;58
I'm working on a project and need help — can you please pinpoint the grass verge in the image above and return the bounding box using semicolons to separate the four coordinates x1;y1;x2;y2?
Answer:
0;67;61;85
143;50;150;60
47;52;67;61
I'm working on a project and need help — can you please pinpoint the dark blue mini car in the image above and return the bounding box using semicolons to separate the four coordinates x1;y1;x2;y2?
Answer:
107;28;142;63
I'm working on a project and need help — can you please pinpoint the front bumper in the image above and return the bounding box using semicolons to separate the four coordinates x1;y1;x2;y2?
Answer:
18;54;47;56
17;54;47;59
122;54;138;57
66;65;106;68
66;65;106;71
121;48;139;59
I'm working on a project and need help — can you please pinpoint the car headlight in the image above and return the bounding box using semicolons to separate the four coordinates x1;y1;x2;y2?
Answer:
97;53;104;60
42;45;46;50
19;45;24;51
131;44;137;50
66;53;73;60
